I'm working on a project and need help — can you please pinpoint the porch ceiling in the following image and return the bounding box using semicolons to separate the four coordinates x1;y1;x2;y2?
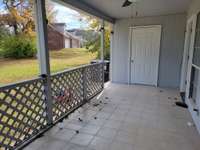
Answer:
81;0;191;19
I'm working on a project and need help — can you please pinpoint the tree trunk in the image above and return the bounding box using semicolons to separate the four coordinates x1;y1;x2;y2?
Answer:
13;24;18;35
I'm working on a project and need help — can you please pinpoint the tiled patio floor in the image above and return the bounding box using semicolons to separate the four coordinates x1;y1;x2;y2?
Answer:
25;83;200;150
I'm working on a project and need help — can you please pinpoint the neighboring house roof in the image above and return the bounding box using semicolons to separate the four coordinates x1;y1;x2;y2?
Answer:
48;23;80;41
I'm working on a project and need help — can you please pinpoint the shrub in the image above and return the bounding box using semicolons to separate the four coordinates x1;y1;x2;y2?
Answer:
1;36;37;59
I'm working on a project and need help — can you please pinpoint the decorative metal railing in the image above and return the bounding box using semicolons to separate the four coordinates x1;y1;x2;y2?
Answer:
0;63;104;150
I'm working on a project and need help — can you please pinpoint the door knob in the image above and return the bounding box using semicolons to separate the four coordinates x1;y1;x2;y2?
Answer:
131;59;134;63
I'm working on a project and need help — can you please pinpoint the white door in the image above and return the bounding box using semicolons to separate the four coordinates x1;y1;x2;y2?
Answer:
130;26;161;86
65;39;70;48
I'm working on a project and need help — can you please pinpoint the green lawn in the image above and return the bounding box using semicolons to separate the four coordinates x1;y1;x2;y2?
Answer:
0;48;96;86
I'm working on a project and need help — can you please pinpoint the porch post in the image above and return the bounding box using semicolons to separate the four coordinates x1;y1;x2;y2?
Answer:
100;20;105;62
100;20;105;88
110;24;114;82
34;0;53;124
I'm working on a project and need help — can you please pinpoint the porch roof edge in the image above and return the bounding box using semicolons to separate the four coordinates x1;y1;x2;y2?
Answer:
54;0;116;24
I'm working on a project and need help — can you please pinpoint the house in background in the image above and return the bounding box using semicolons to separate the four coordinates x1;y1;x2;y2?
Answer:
67;29;85;46
47;23;81;50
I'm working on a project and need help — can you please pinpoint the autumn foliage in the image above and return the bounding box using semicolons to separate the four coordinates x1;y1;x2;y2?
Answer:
0;0;57;58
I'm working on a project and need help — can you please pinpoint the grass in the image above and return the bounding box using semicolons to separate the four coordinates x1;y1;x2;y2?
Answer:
0;48;96;86
0;48;96;148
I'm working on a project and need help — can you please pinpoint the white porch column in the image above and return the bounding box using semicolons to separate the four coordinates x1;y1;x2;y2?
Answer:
34;0;53;124
110;24;114;82
100;20;105;88
100;20;105;61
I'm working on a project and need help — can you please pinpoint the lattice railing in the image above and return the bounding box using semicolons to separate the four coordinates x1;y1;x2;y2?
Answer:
85;63;104;99
51;63;104;122
0;63;104;149
0;78;47;150
51;68;84;121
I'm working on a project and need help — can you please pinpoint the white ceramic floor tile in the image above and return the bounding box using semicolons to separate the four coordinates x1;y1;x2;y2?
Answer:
70;133;94;146
25;83;200;150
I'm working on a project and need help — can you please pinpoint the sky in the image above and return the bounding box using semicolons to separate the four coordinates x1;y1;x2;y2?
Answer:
0;0;90;30
51;1;90;29
0;0;5;12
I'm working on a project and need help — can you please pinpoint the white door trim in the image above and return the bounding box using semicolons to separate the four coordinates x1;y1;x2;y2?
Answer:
128;27;133;85
128;25;162;86
180;15;197;92
184;14;200;133
185;14;197;102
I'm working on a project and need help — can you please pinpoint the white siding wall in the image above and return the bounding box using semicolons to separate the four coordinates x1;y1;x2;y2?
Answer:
111;14;186;88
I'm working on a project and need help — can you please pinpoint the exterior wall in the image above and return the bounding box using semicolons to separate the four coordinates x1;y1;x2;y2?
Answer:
72;39;80;48
52;23;65;33
112;13;186;88
65;38;71;48
47;26;65;50
64;38;80;48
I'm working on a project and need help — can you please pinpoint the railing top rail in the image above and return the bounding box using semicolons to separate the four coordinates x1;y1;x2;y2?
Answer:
51;62;104;77
0;77;44;91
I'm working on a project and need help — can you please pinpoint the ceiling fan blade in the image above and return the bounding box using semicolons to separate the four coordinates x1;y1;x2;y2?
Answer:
122;0;132;7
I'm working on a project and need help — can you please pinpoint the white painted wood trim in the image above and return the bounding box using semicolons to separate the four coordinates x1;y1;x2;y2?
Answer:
180;21;191;92
180;15;199;93
185;14;197;102
34;0;53;124
128;28;132;85
192;64;200;71
155;25;162;87
184;14;200;134
110;24;114;82
101;20;105;62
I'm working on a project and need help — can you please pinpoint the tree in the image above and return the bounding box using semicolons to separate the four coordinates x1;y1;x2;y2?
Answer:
46;0;58;23
0;0;57;36
85;18;111;60
0;0;57;59
0;0;35;35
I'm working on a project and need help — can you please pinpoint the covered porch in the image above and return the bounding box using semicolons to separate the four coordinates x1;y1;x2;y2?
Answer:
1;0;200;149
25;83;200;150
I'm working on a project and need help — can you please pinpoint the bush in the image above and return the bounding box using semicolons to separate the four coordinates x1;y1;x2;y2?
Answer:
1;36;37;59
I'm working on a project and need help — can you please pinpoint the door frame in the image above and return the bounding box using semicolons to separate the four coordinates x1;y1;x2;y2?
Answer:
180;15;197;93
185;14;197;101
128;25;162;86
184;14;200;133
